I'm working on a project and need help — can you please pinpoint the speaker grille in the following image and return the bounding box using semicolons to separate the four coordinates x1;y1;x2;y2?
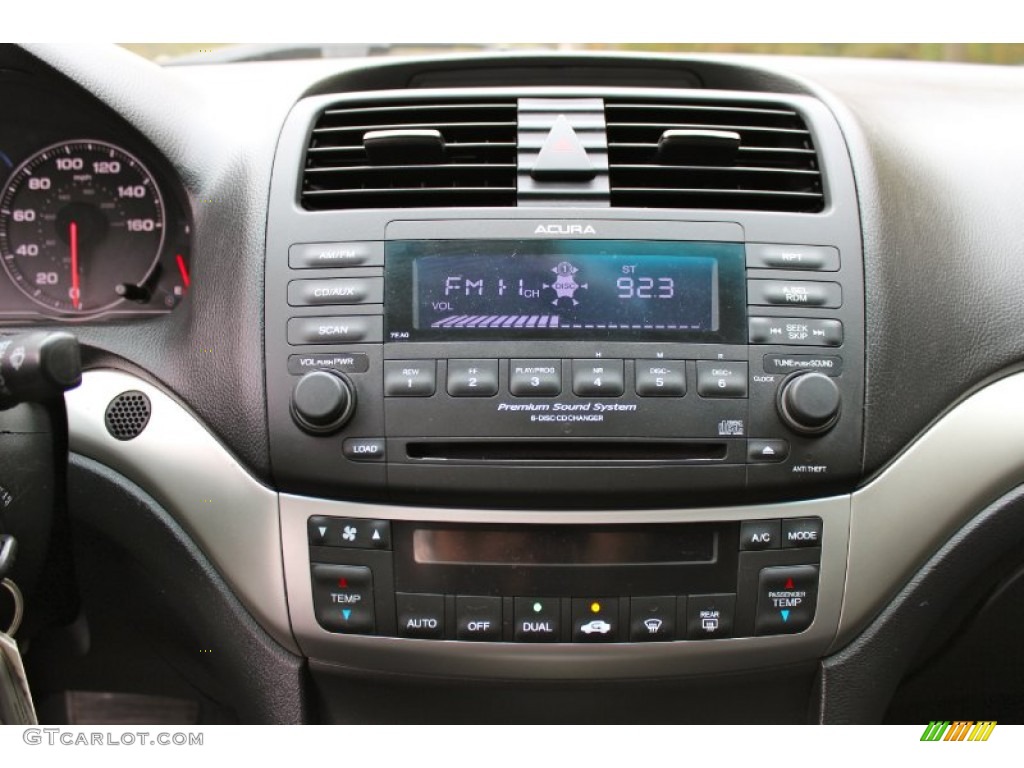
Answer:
104;391;151;441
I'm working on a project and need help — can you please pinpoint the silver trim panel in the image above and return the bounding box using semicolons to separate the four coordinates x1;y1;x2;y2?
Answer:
65;370;298;654
840;373;1024;647
282;493;850;679
65;369;1024;677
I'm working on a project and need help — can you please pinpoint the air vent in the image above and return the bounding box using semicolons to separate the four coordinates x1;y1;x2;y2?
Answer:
302;100;518;210
605;100;824;213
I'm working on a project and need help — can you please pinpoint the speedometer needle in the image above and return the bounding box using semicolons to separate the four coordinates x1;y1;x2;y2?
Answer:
69;221;81;310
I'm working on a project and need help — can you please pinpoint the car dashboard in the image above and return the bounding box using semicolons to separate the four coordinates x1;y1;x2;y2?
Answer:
2;43;1024;725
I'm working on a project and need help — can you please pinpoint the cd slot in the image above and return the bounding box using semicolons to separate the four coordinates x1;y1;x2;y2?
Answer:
404;440;729;463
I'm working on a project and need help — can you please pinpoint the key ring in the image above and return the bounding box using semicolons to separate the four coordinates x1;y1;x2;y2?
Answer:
1;578;23;637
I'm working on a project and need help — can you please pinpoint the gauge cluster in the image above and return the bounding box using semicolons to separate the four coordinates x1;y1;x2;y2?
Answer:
0;70;191;323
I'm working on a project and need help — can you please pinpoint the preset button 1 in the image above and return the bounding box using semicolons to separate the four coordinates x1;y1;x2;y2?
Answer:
384;360;436;397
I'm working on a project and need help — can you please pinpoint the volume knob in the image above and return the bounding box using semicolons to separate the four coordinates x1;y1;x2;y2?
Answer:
778;372;841;435
290;371;355;435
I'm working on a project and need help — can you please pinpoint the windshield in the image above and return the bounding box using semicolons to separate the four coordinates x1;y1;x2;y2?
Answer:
121;43;1024;66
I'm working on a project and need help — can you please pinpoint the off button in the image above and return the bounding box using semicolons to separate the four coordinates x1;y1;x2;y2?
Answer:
456;596;502;642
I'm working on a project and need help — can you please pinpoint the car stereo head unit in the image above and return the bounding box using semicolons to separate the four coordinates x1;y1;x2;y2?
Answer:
266;217;864;508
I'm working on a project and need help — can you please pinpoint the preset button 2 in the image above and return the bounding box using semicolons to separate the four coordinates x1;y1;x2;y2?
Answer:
447;359;499;397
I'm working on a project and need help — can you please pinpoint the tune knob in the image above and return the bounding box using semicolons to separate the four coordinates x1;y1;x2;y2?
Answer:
777;372;841;435
290;370;355;435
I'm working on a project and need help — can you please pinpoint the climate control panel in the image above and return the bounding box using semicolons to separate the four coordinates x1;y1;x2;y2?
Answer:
307;515;823;643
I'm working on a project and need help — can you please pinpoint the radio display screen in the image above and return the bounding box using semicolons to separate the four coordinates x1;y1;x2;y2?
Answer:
385;239;746;342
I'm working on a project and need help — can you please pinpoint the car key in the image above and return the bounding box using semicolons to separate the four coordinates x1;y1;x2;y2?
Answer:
0;578;36;725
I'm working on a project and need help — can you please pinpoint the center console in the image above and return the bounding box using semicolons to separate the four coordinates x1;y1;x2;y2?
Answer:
264;88;863;672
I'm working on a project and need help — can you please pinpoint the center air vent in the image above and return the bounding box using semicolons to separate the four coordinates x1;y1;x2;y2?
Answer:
605;100;824;213
302;100;518;210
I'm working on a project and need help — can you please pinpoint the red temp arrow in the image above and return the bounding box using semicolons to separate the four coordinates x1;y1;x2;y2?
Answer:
784;578;795;589
338;578;349;589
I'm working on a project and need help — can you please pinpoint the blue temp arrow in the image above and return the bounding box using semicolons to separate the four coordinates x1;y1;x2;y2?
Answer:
780;610;790;622
342;609;352;621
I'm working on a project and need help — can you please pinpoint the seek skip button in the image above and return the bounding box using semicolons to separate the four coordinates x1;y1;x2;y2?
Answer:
696;361;748;398
343;438;386;462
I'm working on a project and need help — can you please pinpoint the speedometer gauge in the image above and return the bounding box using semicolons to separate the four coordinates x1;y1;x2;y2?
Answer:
0;140;166;314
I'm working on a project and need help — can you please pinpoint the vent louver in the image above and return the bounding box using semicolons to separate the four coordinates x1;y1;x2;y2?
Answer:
302;100;518;210
605;100;825;213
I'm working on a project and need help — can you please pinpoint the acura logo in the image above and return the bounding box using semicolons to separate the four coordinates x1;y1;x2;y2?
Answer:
534;224;597;235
